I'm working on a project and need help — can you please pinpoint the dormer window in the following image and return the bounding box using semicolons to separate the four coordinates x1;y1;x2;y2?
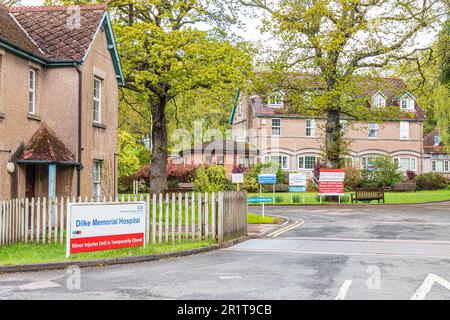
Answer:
268;92;284;107
372;92;386;108
434;135;441;146
399;94;415;111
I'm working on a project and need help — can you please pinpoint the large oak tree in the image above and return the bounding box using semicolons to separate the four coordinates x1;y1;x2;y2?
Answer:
239;0;445;168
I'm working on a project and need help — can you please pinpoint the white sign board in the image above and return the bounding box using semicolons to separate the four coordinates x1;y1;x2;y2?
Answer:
66;202;146;257
289;173;307;186
231;173;244;184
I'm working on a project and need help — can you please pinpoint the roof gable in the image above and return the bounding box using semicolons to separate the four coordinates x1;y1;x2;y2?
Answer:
0;4;42;57
10;5;106;62
0;4;124;85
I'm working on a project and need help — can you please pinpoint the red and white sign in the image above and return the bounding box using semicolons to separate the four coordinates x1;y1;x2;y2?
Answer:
318;169;345;195
66;202;146;257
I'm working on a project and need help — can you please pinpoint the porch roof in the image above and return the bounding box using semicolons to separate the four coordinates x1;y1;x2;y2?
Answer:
16;122;77;165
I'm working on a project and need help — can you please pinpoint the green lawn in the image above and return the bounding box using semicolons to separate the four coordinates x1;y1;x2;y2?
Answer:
0;240;214;266
247;213;280;224
248;189;450;205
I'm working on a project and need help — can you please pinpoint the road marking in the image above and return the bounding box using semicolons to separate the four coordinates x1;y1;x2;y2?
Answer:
18;281;61;291
411;273;450;300
267;219;304;237
219;276;243;280
277;236;450;245
335;280;353;300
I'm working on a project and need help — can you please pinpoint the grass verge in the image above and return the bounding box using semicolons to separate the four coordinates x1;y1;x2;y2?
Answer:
248;189;450;204
247;213;280;224
0;240;214;266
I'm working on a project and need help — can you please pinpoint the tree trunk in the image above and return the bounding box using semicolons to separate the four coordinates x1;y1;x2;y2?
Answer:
325;109;342;169
149;99;168;193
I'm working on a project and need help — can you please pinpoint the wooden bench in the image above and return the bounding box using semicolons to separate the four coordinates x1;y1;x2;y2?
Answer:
393;182;416;192
177;182;195;192
351;188;385;203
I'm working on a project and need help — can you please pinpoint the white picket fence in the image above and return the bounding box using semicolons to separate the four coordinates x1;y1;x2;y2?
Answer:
0;191;248;247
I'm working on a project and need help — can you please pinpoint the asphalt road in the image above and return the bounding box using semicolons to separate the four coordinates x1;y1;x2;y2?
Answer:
1;202;450;300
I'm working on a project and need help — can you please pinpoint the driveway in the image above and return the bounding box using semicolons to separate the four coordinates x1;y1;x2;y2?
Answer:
0;202;449;300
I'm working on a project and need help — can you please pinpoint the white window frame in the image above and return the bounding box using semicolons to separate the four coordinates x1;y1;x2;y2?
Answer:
306;119;316;137
372;94;386;108
400;98;414;111
272;118;282;137
93;160;101;199
298;155;318;170
400;121;410;140
434;135;441;146
93;77;102;123
368;123;378;139
432;160;449;172
264;155;289;170
394;157;417;172
29;69;36;114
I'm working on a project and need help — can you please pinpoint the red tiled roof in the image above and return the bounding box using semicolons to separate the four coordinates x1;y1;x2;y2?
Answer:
18;122;76;163
0;4;43;57
423;128;447;154
250;75;425;120
10;5;106;61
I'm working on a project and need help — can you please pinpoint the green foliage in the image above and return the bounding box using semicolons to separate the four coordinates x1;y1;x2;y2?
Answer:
194;165;231;193
241;162;285;192
117;130;141;178
292;194;301;203
361;156;402;188
275;195;284;204
243;0;441;167
414;173;448;190
344;167;363;191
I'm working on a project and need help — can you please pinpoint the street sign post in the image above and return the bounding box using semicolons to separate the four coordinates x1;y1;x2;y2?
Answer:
257;174;277;217
232;173;244;191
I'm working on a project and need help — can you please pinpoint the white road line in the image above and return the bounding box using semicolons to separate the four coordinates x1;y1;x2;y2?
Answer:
335;280;353;300
219;276;243;280
18;281;61;291
267;220;304;237
411;273;450;300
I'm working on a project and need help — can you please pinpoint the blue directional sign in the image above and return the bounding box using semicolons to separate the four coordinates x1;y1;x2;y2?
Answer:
258;174;277;184
247;197;273;203
289;186;306;193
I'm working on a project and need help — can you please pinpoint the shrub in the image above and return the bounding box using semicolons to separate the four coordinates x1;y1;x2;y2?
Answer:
361;156;402;188
414;172;447;190
307;178;318;192
344;167;363;191
232;163;245;174
241;161;284;192
406;170;417;181
275;183;288;192
275;195;284;203
194;164;231;192
292;194;301;203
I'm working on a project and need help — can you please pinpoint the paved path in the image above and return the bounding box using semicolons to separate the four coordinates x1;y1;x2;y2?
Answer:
1;202;450;299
